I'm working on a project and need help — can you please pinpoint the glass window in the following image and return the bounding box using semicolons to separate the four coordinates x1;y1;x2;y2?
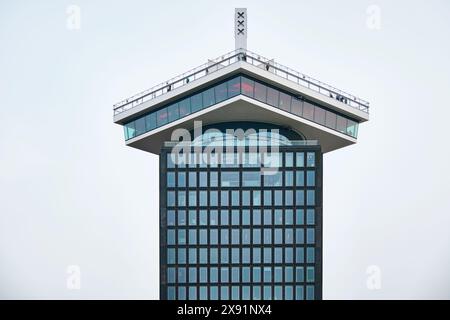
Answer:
199;191;207;206
220;229;229;245
307;228;315;244
178;210;186;226
189;248;197;264
243;229;250;244
220;267;229;283
227;77;241;97
188;229;197;245
285;267;293;282
232;267;240;283
274;190;282;205
279;92;291;112
209;209;218;225
202;87;215;108
307;267;315;282
253;190;261;206
145;113;156;132
199;286;207;300
243;210;250;225
199;229;207;245
314;106;326;125
187;191;195;206
167;287;175;300
167;248;176;264
167;268;175;283
167;191;175;207
285;209;294;225
336;115;347;133
188;287;197;300
307;247;315;263
178;287;186;299
275;229;283;244
210;171;218;186
178;98;191;117
178;267;186;283
264;229;272;244
167;103;179;123
242;191;250;206
253;229;261;244
210;229;218;245
253;286;261;300
306;209;315;225
189;267;197;283
296;286;304;300
167;154;175;168
241;76;254;97
210;286;219;300
346;119;358;137
231;191;239;206
232;248;239;264
167;210;175;226
296;229;304;244
296;248;304;263
124;121;135;140
188;172;196;187
274;267;283;283
285;247;293;263
295;170;305;187
306;286;315;300
307;190;315;206
199;248;208;264
285;228;293;244
263;267;272;283
285;190;293;206
221;172;239;187
199;267;208;283
264;247;272;263
210;191;218;206
285;171;293;186
135;117;145;136
325;110;336;129
296;152;304;167
211;248;219;264
264;286;272;300
242;286;251;300
178;230;186;244
264;190;272;205
253;248;261;263
232;229;240;245
307;152;315;167
296;190;304;205
221;286;229;300
263;210;272;225
303;101;314;120
178;248;186;263
274;210;283;225
210;268;219;283
285;286;294;300
220;191;229;206
221;248;229;264
254;81;267;102
242;171;260;186
232;286;240;300
264;171;282;186
296;209;304;224
199;172;207;187
253;209;261;225
178;191;186;206
291;97;303;116
156;107;168;127
177;172;186;187
275;247;283;263
307;171;315;186
199;210;207;225
220;209;229;225
242;247;250;264
266;87;279;107
215;82;228;103
296;267;304;282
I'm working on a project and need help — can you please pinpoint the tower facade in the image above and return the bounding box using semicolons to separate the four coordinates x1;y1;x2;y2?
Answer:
113;10;369;301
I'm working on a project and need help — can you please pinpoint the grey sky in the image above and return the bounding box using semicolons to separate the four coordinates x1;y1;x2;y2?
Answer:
1;0;449;299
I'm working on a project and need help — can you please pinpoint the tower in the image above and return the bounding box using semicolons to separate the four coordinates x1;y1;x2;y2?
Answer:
113;9;369;300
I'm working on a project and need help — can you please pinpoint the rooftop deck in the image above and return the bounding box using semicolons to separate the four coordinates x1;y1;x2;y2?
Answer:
113;49;370;116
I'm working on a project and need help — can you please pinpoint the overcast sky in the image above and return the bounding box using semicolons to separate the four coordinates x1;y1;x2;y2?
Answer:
1;0;450;299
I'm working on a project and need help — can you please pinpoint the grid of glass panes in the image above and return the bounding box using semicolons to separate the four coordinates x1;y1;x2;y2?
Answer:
124;75;359;141
163;148;319;300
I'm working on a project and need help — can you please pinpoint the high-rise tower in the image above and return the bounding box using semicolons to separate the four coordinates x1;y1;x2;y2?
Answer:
113;8;369;300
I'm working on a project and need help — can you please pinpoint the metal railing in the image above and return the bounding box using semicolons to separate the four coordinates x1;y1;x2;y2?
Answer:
113;49;369;116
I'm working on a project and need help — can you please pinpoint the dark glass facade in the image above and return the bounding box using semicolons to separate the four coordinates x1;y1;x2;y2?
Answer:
124;75;359;141
160;126;322;300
